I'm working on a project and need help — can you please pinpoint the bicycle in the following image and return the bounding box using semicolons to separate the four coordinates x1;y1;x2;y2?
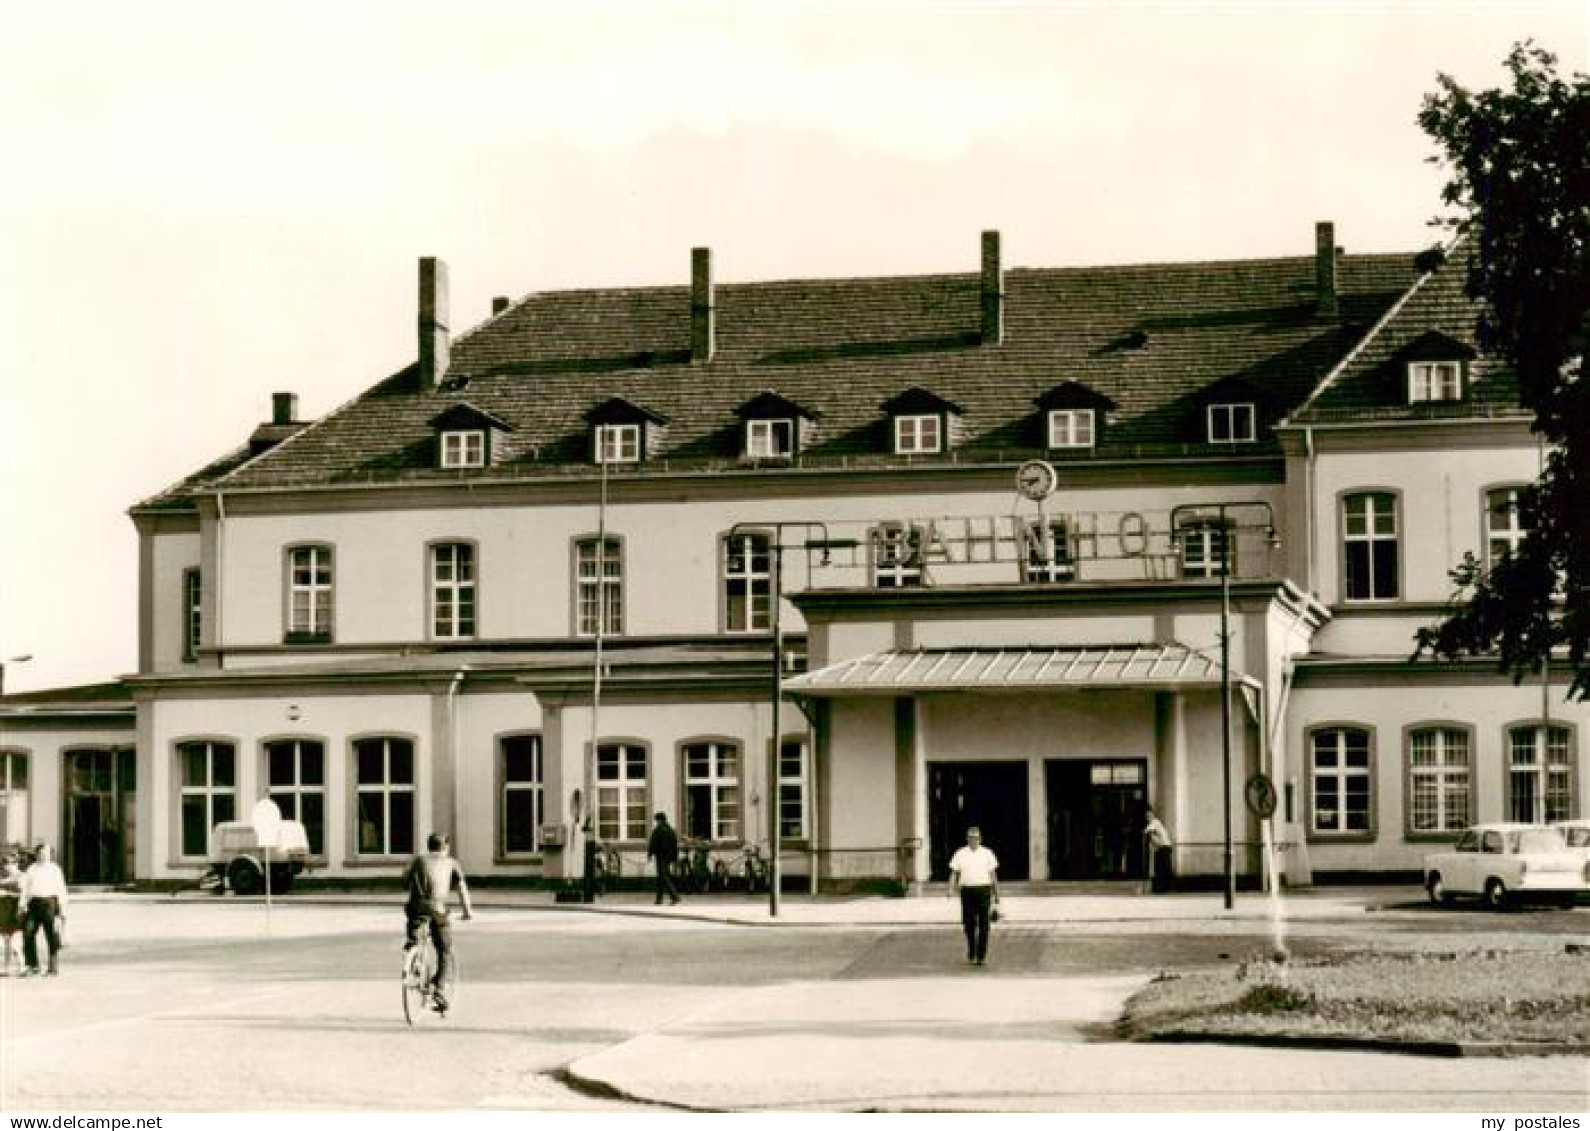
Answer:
590;843;622;894
401;924;459;1025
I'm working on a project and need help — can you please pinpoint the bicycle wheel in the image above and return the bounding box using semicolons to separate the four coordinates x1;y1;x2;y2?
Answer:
401;942;431;1027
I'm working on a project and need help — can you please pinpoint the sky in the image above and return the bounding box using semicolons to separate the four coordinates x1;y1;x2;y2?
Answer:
1;0;1586;694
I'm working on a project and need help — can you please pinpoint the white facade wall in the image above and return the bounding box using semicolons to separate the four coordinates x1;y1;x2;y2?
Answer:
148;531;201;672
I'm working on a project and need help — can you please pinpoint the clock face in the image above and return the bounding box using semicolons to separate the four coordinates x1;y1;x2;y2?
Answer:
1016;460;1057;501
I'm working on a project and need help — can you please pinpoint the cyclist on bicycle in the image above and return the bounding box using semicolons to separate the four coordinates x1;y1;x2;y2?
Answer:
402;832;473;1012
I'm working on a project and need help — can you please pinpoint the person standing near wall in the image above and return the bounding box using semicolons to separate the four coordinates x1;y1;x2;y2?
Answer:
1144;808;1175;893
948;826;1000;966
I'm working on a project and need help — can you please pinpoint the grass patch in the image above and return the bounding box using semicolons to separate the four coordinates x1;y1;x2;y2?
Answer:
1121;948;1590;1048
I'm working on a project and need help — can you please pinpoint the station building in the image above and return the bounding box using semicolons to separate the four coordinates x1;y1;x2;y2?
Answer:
1;224;1579;890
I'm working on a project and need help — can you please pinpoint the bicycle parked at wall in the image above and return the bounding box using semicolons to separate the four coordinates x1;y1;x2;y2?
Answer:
672;839;718;894
589;842;622;894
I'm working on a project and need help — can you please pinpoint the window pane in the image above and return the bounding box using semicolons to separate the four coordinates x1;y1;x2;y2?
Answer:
357;794;385;853
356;742;384;784
181;797;209;857
388;792;414;855
212;746;235;788
389;741;414;784
505;789;539;853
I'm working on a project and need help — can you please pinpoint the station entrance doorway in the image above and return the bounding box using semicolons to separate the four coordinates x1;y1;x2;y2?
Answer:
1045;758;1147;880
63;747;136;884
927;761;1029;881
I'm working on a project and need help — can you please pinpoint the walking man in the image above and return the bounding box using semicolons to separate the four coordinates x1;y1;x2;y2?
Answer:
948;826;999;965
647;812;681;905
21;843;68;977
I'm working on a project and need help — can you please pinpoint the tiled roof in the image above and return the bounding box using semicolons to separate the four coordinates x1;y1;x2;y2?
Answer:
150;251;1426;501
1287;241;1524;425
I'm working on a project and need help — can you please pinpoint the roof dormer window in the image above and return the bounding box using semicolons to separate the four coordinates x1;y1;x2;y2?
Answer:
428;402;511;470
1409;361;1463;403
1047;408;1095;450
596;423;641;464
1207;402;1256;444
881;387;961;456
894;414;941;454
747;418;794;459
440;430;485;469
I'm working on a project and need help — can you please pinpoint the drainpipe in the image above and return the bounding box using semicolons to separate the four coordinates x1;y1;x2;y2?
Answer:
1303;427;1317;592
214;491;226;656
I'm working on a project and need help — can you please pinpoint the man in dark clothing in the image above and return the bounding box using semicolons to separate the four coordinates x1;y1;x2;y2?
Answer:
646;812;682;905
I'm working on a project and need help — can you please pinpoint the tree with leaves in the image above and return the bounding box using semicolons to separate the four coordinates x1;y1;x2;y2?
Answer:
1414;43;1590;697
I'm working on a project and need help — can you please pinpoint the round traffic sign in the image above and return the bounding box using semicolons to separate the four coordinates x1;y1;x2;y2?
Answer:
1244;773;1278;819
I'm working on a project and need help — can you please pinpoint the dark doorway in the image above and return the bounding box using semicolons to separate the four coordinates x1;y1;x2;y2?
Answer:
63;748;136;884
1045;759;1147;879
928;761;1029;880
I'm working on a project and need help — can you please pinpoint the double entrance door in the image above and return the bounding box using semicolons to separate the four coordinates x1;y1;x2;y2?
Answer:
1046;758;1147;879
64;747;136;884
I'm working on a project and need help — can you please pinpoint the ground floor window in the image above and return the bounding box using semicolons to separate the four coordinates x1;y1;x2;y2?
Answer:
596;743;648;842
1507;724;1573;823
266;738;326;856
779;738;808;841
500;734;544;855
683;741;741;841
178;740;236;857
0;750;28;846
1408;726;1471;833
354;736;415;856
1309;727;1371;834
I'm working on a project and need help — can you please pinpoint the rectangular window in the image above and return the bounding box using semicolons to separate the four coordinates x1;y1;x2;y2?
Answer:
1022;519;1075;583
0;751;29;847
1343;492;1399;601
266;739;325;856
870;523;925;588
576;537;623;636
746;419;794;459
724;531;772;632
1047;409;1095;450
1409;362;1463;403
595;423;641;464
1508;725;1573;823
1408;727;1471;833
595;743;648;842
354;737;415;856
431;543;477;639
287;546;334;640
1486;487;1529;570
894;414;942;454
1207;403;1256;444
440;430;485;468
1310;728;1371;834
1179;519;1232;580
779;738;808;841
500;734;544;856
183;568;202;662
683;742;741;842
178;741;236;857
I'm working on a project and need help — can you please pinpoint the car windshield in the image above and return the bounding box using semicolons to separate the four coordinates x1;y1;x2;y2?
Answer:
1515;829;1567;854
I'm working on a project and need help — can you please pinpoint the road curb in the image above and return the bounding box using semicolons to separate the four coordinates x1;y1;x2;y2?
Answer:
1138;1030;1588;1058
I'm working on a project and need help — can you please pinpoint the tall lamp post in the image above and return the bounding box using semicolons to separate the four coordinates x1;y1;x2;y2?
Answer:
1168;503;1276;910
728;522;844;918
0;654;32;696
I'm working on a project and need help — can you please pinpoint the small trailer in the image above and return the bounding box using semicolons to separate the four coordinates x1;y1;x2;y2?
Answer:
205;820;312;895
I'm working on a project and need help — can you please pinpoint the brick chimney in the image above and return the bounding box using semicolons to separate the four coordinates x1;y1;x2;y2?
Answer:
691;247;715;363
418;257;450;386
1315;222;1339;319
981;230;1004;346
271;392;298;425
491;295;510;316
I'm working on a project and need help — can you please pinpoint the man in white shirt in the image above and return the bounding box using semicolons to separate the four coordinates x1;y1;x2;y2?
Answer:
21;843;68;977
947;826;1000;965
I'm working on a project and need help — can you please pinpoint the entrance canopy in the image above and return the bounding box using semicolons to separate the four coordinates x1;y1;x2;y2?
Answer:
785;643;1258;697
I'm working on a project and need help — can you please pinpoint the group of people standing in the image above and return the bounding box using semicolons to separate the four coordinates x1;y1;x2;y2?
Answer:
0;843;69;977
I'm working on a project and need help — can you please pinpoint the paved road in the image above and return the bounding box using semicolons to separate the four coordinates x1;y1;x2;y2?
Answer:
0;896;1584;1112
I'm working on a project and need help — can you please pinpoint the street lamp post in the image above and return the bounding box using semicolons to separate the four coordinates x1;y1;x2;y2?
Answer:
1168;503;1276;911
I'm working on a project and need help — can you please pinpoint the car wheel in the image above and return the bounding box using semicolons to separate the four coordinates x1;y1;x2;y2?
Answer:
1483;878;1510;911
227;856;263;896
1426;873;1453;906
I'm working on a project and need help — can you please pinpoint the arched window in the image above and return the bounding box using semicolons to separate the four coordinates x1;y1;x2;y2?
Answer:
682;741;741;842
1342;492;1399;601
595;743;648;842
1308;727;1371;834
177;740;236;857
1507;724;1573;823
1407;726;1472;834
265;739;325;856
353;736;415;856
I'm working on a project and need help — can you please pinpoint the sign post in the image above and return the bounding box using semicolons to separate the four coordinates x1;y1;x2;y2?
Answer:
252;799;283;935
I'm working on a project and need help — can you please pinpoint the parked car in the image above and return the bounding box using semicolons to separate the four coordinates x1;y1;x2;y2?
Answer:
206;820;311;895
1423;822;1589;909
